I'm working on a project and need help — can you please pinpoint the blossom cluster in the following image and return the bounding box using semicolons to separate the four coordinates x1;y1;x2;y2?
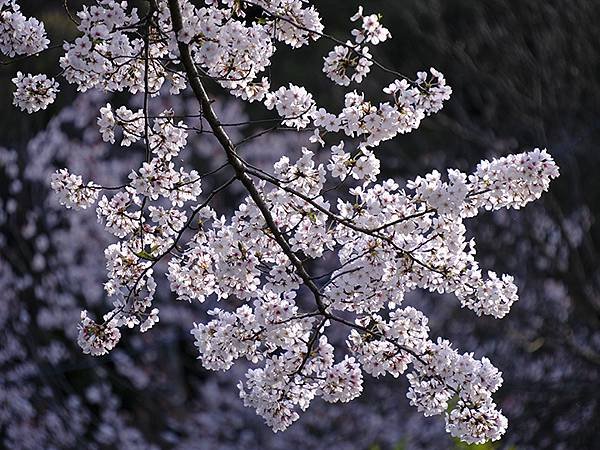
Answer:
264;84;316;129
50;168;99;209
97;103;146;146
169;147;557;439
408;339;507;444
3;0;561;445
0;0;49;57
60;0;185;95
78;310;122;356
2;91;346;450
170;0;322;101
310;69;451;149
323;7;391;86
11;72;59;113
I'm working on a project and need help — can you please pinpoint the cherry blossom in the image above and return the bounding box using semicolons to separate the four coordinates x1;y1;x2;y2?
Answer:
2;0;562;445
50;168;99;209
0;0;49;57
11;72;58;113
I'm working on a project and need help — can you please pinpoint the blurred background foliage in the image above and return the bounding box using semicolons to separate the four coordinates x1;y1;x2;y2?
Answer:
1;0;600;449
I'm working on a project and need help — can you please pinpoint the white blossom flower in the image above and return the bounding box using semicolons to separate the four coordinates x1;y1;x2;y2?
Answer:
78;310;121;356
50;169;98;209
264;84;316;129
12;72;58;113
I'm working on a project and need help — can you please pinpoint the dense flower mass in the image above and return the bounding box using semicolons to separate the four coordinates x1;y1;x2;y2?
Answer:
3;0;561;445
50;168;99;209
11;72;59;113
0;0;49;57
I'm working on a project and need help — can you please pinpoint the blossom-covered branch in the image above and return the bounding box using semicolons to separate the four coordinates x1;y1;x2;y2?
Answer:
2;0;560;444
